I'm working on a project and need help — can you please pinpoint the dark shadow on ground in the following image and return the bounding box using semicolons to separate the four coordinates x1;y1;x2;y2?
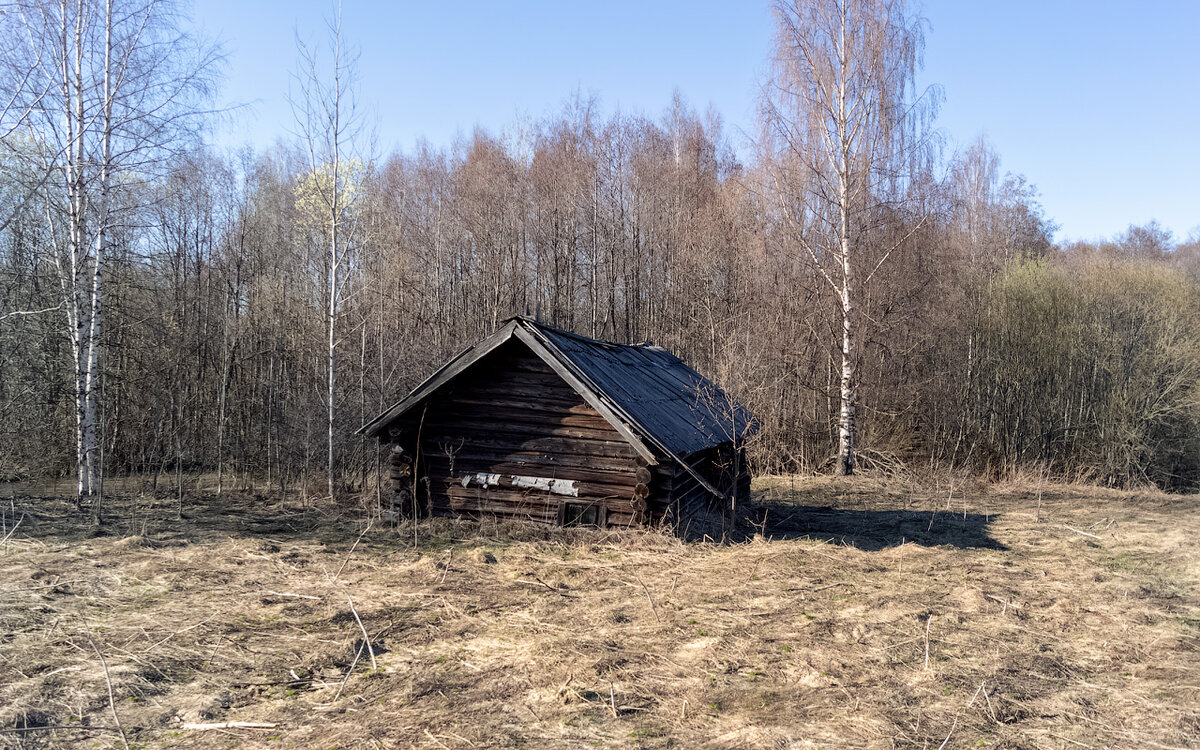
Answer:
0;487;394;551
4;478;1006;551
0;485;666;554
735;500;1007;551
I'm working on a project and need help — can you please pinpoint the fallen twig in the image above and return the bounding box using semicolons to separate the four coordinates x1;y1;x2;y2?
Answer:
266;590;321;600
331;640;365;703
181;722;278;730
1048;733;1093;749
967;682;984;707
515;577;573;597
784;581;848;593
440;549;453;584
632;571;660;623
981;684;998;723
346;594;377;672
935;714;958;750
142;611;218;653
980;591;1021;610
1062;524;1102;541
2;512;25;549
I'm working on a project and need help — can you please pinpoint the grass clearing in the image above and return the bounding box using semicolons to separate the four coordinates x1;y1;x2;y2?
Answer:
1;476;1198;748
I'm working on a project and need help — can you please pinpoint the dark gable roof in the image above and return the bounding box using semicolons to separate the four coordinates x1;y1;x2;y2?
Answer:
525;322;757;457
359;318;758;488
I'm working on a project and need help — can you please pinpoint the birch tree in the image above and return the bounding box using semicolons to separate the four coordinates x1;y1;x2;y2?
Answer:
291;6;363;499
5;0;218;507
763;0;937;475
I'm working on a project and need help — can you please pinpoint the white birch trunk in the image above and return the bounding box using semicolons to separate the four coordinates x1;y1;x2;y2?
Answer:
834;2;856;476
327;232;337;499
326;35;341;501
83;0;113;507
837;261;856;475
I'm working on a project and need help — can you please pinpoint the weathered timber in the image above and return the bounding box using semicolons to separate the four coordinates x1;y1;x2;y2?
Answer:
437;487;644;528
425;406;617;432
420;446;636;472
422;456;637;488
361;320;756;531
418;430;637;460
430;472;634;500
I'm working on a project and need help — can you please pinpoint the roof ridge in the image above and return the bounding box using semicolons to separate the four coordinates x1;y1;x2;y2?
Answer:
505;315;659;351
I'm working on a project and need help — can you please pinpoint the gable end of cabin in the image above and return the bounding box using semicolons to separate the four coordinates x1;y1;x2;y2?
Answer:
380;339;660;527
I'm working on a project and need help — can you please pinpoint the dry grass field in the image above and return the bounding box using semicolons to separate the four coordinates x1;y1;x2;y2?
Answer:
1;476;1198;749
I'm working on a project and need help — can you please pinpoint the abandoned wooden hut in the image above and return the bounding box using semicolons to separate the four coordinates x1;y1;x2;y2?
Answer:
358;317;757;529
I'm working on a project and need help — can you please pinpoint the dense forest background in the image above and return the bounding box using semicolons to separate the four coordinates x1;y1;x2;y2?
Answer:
2;0;1199;501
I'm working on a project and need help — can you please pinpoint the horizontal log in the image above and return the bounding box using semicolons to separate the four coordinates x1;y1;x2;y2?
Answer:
441;486;559;512
437;487;648;526
477;354;557;373
429;406;616;432
431;472;634;500
422;455;637;488
449;396;604;419
422;439;633;463
391;411;620;441
440;483;628;507
418;413;618;438
447;381;584;404
461;369;573;389
434;498;559;525
417;431;636;460
430;491;649;529
606;512;637;525
420;447;637;473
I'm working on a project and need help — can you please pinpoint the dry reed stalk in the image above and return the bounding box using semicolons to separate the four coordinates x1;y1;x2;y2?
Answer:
333;520;372;581
85;631;129;750
924;615;932;671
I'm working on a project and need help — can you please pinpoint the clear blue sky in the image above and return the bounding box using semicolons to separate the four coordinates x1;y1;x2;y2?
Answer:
198;0;1200;243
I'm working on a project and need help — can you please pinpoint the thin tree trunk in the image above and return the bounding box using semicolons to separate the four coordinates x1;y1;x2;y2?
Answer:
327;208;338;500
834;4;855;477
326;21;343;502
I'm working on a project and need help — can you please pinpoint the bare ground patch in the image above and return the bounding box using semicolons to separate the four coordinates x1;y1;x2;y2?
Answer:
0;476;1198;749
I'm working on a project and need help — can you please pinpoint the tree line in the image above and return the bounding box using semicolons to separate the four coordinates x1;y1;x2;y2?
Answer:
2;0;1199;512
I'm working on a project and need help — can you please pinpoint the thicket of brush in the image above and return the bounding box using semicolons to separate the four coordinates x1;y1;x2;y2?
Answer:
2;0;1199;493
3;115;1198;490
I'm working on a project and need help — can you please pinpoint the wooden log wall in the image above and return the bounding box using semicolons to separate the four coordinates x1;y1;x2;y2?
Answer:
387;446;419;519
659;444;753;533
384;341;646;527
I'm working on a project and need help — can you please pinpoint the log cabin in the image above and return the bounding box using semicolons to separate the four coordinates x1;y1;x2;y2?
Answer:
358;317;757;530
